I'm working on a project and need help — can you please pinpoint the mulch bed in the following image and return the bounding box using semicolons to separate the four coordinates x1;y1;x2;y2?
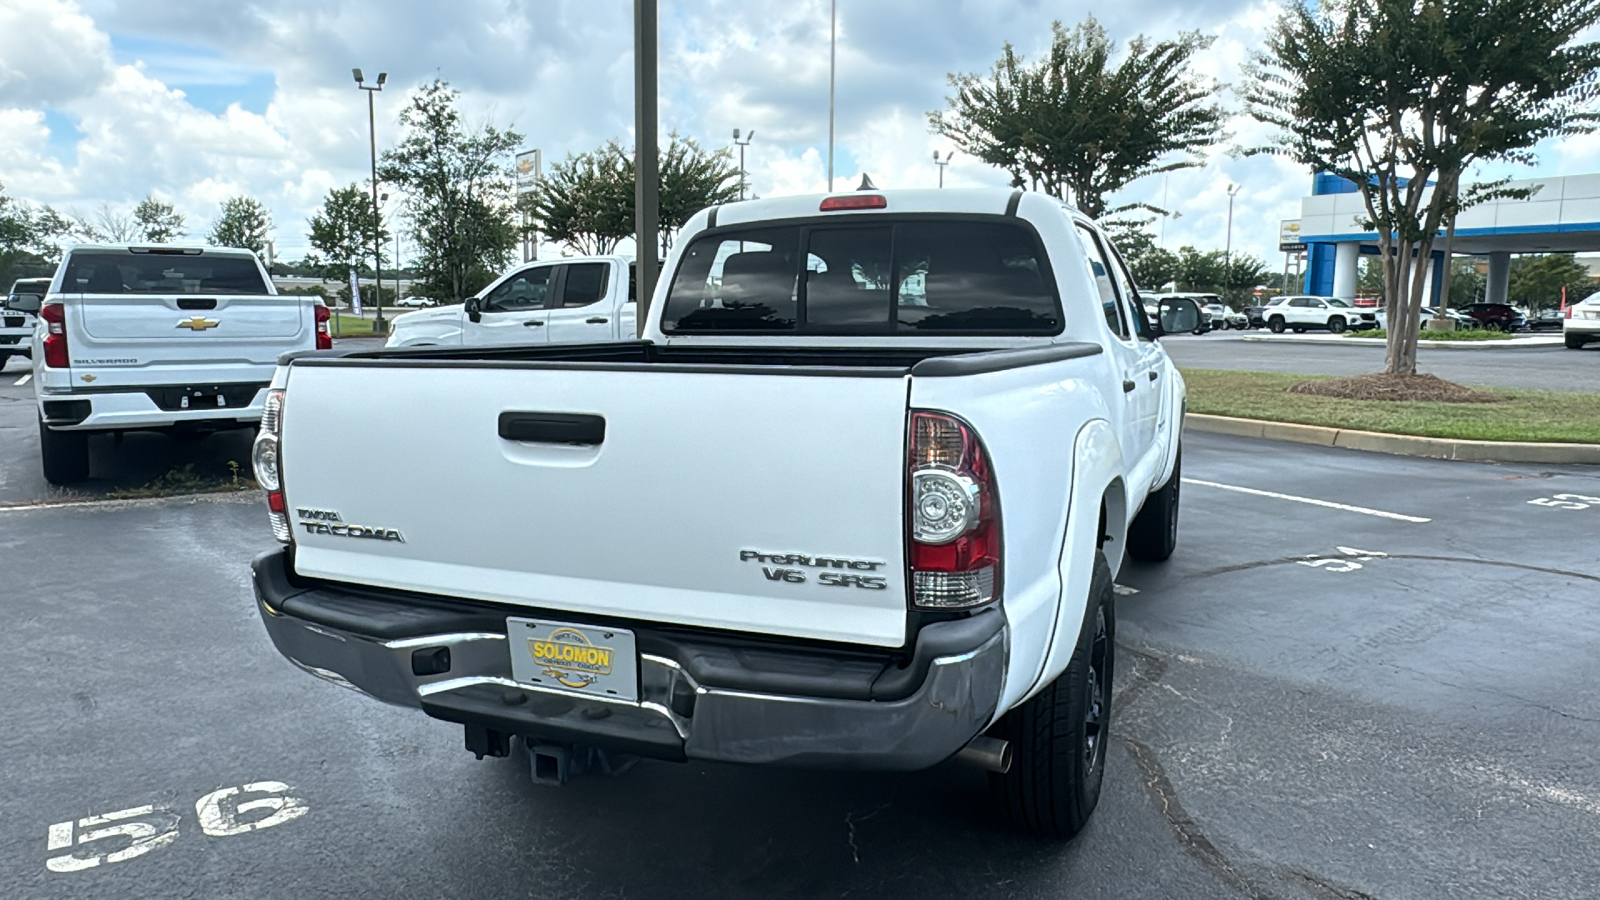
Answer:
1287;373;1505;404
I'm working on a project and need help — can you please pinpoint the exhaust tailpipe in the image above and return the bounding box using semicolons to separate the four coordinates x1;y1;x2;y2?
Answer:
956;736;1012;774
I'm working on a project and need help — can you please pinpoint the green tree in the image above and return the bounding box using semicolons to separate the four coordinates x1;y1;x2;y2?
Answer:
1508;253;1595;310
1222;253;1271;304
379;79;522;304
930;17;1225;219
522;146;632;256
1244;0;1600;376
0;181;70;285
306;184;389;282
524;134;742;257
1446;258;1486;307
132;195;185;242
1104;223;1179;289
1174;246;1226;292
207;196;273;254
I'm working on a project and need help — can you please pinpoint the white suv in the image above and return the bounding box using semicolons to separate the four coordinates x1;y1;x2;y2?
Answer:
1263;296;1377;334
1566;290;1600;350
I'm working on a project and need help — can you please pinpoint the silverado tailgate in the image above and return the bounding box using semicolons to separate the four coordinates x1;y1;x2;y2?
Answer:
279;362;913;647
68;293;309;388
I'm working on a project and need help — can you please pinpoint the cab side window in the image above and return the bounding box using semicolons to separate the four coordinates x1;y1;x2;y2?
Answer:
558;263;609;308
1074;224;1129;340
483;266;553;312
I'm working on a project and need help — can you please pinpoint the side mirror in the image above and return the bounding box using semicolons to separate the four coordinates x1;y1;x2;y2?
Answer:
1157;297;1202;336
464;297;482;323
6;293;42;314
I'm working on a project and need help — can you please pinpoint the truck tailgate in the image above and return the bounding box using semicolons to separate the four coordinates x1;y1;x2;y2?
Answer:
279;362;913;647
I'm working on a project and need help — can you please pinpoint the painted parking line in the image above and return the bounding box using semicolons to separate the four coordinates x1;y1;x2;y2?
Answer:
1182;478;1432;524
13;373;30;386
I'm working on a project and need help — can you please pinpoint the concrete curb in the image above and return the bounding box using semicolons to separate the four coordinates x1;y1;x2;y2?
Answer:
1186;414;1600;465
1240;334;1562;350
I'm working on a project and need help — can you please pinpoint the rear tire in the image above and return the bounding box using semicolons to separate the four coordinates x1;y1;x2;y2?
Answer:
990;550;1114;839
1269;317;1286;334
1568;334;1590;350
1127;449;1181;563
39;418;90;485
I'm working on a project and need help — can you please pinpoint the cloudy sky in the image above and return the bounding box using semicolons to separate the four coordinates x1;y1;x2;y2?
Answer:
1;0;1597;265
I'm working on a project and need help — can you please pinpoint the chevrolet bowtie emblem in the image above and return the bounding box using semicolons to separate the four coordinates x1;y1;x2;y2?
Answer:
177;316;220;331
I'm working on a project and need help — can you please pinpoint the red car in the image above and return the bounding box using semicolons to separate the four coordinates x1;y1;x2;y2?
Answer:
1461;303;1527;332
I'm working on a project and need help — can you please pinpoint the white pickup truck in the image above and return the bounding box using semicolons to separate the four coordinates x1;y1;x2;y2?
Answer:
385;255;636;348
2;276;49;364
33;244;331;484
249;189;1201;838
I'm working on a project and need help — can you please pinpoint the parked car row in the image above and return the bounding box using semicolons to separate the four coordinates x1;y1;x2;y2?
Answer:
1;276;49;363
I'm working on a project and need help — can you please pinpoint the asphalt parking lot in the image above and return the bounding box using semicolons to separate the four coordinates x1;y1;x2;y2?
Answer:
1164;331;1597;391
0;353;280;504
3;431;1596;898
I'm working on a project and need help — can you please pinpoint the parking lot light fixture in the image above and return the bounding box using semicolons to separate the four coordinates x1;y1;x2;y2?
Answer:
733;129;754;200
934;150;954;188
1224;183;1241;298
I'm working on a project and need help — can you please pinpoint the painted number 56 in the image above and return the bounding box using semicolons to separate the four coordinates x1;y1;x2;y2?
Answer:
47;782;306;874
1529;494;1600;511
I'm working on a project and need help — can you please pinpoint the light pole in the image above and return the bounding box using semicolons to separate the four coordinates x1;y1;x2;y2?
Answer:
933;150;953;188
634;0;660;337
1223;183;1240;297
827;0;836;192
354;68;387;333
733;128;754;200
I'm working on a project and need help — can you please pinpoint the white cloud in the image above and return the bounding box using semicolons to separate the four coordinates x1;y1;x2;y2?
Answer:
3;0;1594;265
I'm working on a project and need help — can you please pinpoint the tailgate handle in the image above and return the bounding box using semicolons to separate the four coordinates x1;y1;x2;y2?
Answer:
498;412;606;446
177;297;218;310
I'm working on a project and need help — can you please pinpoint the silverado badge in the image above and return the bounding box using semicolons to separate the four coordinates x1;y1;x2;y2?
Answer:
177;316;220;331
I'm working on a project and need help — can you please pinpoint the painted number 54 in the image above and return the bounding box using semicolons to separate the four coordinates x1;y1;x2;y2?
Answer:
1529;494;1600;511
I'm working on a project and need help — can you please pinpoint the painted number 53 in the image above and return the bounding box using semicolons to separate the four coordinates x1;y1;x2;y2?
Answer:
1529;494;1600;511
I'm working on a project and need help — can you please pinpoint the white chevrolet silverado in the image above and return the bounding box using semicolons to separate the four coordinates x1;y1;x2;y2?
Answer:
2;276;49;363
33;244;331;484
386;254;636;348
249;189;1201;838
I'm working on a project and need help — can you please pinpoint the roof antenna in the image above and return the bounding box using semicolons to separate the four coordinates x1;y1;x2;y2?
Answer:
857;173;878;191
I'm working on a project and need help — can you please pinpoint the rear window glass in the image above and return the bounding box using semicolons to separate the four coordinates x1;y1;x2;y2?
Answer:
660;219;1061;335
61;251;269;295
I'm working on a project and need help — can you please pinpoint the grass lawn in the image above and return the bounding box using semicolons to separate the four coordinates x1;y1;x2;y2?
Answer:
1346;328;1511;341
1183;369;1600;444
330;313;386;336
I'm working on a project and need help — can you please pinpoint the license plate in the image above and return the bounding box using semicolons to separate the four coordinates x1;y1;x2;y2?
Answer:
506;617;638;703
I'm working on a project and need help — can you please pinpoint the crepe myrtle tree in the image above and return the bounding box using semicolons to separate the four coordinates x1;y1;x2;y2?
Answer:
521;134;741;258
1244;0;1600;376
930;17;1225;222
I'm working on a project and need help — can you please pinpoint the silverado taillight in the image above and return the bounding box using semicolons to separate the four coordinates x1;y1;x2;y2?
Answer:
253;388;291;543
908;411;1000;609
40;301;68;368
314;303;332;350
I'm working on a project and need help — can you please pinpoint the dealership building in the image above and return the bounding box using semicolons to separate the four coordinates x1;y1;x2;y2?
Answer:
1283;172;1600;305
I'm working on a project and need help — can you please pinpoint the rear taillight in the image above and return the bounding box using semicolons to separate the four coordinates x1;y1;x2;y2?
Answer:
314;303;332;350
1567;305;1575;319
40;301;68;368
253;388;291;543
908;411;1000;609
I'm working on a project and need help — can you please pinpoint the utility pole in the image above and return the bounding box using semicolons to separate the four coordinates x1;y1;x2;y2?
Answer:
354;68;387;333
827;0;836;192
634;0;659;338
733;129;754;200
